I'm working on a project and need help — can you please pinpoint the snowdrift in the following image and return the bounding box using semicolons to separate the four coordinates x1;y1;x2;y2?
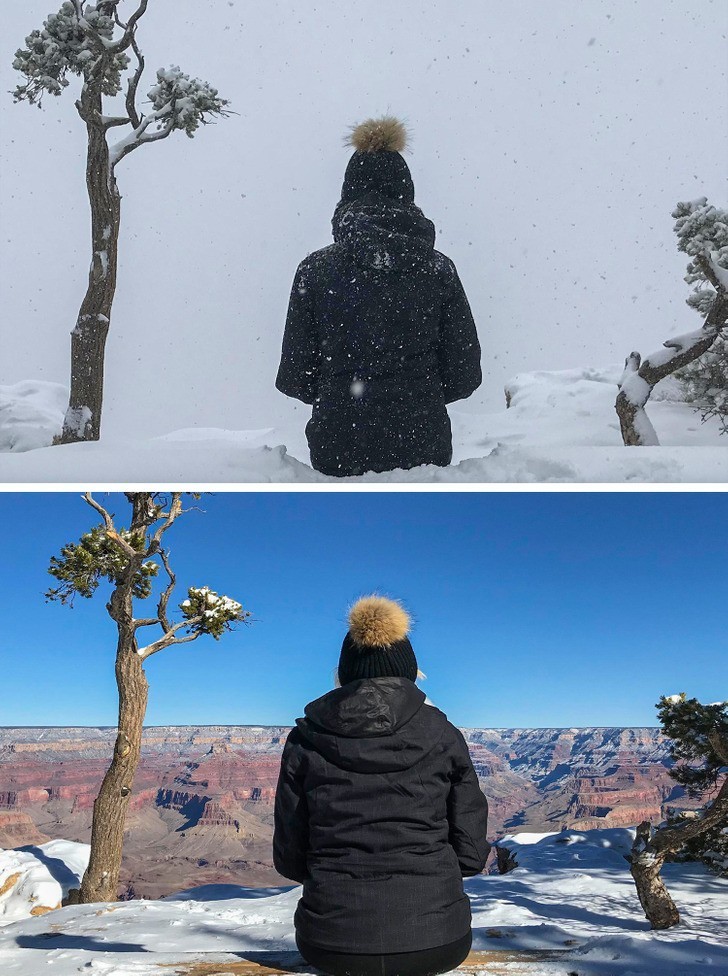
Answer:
0;829;726;975
0;381;65;454
0;366;725;483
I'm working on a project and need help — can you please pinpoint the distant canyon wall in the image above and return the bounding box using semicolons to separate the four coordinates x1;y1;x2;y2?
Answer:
0;726;690;899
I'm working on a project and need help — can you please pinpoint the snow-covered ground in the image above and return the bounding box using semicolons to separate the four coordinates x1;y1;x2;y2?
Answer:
0;366;725;483
0;381;67;455
1;830;726;975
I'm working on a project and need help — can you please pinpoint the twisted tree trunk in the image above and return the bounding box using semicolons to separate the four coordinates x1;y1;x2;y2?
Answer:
57;85;120;444
628;823;679;929
616;259;728;447
628;768;728;929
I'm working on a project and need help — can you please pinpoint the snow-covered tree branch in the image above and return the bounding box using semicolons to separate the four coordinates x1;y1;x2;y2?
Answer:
11;1;231;444
616;198;728;446
674;201;728;434
12;2;129;107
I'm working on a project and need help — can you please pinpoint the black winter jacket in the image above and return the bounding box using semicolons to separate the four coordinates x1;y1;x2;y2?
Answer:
275;194;482;477
273;677;490;954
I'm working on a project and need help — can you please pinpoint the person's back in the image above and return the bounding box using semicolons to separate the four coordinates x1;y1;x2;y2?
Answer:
275;117;482;477
273;596;490;976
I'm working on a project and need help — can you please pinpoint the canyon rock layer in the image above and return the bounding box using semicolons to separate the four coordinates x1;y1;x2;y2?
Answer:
0;726;692;898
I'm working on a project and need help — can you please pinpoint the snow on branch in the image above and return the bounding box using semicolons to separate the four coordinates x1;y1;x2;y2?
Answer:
179;587;250;639
147;66;231;136
12;2;130;106
674;198;728;293
13;4;230;174
136;586;249;658
108;66;231;168
615;198;728;446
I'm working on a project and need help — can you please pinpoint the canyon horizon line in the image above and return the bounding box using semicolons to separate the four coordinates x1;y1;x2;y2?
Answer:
1;723;663;731
1;725;687;900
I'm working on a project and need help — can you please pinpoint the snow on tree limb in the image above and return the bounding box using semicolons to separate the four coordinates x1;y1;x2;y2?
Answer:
673;206;728;433
616;198;728;446
179;586;250;639
616;355;659;446
135;584;249;657
13;4;230;167
146;66;231;135
108;66;230;167
12;2;129;106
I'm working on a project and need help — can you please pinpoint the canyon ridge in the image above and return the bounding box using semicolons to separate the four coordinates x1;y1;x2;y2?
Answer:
0;726;694;899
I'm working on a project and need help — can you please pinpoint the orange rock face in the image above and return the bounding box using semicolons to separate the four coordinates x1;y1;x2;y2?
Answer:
0;811;50;847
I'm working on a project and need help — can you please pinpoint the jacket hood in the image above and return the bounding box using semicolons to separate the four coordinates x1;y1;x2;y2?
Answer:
332;193;436;272
297;676;448;773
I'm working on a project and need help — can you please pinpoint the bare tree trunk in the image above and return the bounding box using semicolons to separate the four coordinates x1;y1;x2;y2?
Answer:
57;87;120;444
629;823;680;929
78;590;147;903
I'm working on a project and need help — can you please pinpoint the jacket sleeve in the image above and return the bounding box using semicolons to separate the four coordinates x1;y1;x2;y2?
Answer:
437;261;482;404
273;731;309;883
447;725;490;877
275;261;320;405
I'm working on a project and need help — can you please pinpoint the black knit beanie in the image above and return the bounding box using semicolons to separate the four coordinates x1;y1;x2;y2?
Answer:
340;116;414;206
338;595;418;685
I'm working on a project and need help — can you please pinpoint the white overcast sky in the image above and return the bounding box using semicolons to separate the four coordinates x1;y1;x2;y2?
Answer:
1;0;726;437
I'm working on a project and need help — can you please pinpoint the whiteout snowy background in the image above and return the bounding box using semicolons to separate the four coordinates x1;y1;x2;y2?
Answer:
1;831;727;976
1;0;727;482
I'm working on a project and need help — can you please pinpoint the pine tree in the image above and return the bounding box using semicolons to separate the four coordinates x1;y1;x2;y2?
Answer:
615;198;728;445
47;492;250;903
12;3;231;443
677;337;728;435
664;811;728;876
628;694;727;929
673;199;728;434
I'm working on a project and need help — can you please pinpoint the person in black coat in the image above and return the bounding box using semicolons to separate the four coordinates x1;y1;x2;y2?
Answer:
273;596;490;976
275;116;482;477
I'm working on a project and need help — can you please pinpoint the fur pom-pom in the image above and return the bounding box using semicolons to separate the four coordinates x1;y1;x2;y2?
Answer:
347;116;408;153
348;595;410;647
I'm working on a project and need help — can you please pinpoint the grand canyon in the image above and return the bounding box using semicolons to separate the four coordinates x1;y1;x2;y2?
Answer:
0;726;694;899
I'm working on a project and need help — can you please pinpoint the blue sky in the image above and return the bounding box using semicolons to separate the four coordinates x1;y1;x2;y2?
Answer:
0;492;725;729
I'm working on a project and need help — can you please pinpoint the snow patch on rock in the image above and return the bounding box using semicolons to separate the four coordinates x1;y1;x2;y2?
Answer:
0;841;89;926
